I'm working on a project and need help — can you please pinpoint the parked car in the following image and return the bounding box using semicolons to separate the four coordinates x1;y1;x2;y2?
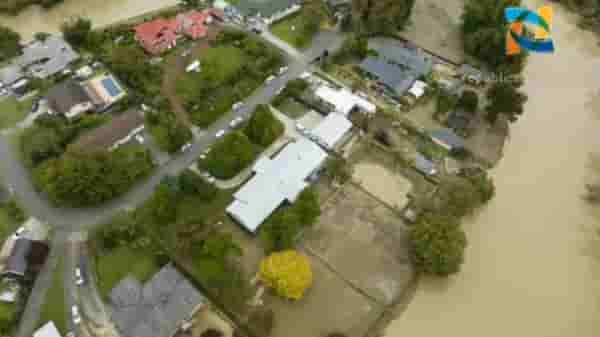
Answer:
229;117;243;128
215;130;226;138
199;153;207;160
14;227;26;238
232;102;244;112
265;75;276;85
295;122;305;133
135;134;145;144
276;87;284;95
278;66;289;75
75;268;84;286
0;88;9;96
207;176;216;184
72;305;81;325
30;100;39;113
180;142;192;152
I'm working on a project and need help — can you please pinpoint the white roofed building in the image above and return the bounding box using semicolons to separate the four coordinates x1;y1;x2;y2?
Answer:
311;113;353;150
34;322;62;337
227;139;328;232
314;85;376;116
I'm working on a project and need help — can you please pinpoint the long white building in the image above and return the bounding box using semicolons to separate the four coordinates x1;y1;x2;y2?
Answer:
227;139;328;232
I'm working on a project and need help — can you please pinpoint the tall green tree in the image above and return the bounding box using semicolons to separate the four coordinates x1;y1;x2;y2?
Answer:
244;105;284;147
461;0;526;72
351;0;415;35
410;212;467;276
61;17;92;49
0;25;21;61
485;82;528;124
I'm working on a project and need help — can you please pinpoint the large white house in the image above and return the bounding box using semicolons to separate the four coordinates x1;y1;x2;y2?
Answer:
227;138;328;232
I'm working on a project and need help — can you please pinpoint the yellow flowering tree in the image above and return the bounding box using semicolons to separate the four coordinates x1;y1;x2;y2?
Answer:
259;250;313;300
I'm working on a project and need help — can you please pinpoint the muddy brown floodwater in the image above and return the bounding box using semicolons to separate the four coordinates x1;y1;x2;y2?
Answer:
385;1;600;337
0;0;179;41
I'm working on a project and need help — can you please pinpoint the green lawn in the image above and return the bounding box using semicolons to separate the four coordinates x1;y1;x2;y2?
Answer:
38;255;66;335
276;98;308;119
271;13;317;49
0;207;19;243
201;46;246;84
0;97;33;130
96;246;160;298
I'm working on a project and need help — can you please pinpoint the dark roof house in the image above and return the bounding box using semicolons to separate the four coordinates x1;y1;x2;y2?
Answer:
430;128;465;151
70;109;145;152
4;239;49;279
359;44;433;98
18;35;80;79
45;80;93;118
110;264;205;337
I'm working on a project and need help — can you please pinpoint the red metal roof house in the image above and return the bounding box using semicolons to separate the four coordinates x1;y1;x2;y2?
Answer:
134;18;179;55
134;9;223;55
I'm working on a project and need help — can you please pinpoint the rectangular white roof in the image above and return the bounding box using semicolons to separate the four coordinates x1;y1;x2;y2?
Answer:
227;139;327;232
312;112;353;149
34;322;62;337
315;85;376;115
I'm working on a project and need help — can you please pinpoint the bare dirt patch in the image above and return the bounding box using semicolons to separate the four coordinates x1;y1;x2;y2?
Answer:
302;185;414;307
353;163;413;210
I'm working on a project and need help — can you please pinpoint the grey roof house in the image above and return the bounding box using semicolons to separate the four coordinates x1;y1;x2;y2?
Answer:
45;80;93;118
18;35;80;79
0;35;79;86
110;264;206;337
4;239;49;279
359;44;433;98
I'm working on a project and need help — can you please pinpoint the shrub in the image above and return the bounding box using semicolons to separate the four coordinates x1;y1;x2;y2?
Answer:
409;212;467;276
178;169;217;201
259;250;313;300
244;105;284;147
458;90;479;114
199;132;258;179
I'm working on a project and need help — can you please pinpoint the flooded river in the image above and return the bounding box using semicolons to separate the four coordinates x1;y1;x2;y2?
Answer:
386;1;600;337
0;0;178;41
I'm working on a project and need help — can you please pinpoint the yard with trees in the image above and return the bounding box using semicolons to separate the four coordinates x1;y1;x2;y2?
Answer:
271;0;330;49
177;31;283;127
244;105;284;147
0;25;21;62
485;81;528;124
349;0;416;36
32;145;154;207
0;0;63;14
199;131;259;180
145;107;193;153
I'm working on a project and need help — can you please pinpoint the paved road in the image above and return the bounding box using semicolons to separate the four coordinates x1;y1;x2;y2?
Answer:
0;29;344;234
10;28;345;337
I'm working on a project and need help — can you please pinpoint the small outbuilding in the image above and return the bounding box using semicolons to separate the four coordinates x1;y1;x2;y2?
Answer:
429;128;465;152
311;112;353;150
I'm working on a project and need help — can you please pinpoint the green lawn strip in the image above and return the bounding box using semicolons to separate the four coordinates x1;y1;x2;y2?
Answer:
276;98;308;119
96;246;160;299
270;13;315;49
0;96;33;130
0;208;20;243
38;255;66;334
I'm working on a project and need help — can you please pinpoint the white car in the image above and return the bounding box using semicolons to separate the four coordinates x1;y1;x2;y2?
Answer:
72;305;81;325
207;176;216;184
265;75;276;85
295;122;305;132
199;153;207;160
215;130;226;138
278;66;289;75
180;142;192;152
75;268;84;286
135;134;145;144
229;117;244;128
14;227;26;238
232;102;245;112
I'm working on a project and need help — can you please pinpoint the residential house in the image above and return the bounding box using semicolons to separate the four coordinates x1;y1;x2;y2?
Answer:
227;138;328;232
430;128;465;152
359;44;433;98
3;238;49;280
414;152;437;176
235;0;301;25
110;263;206;337
33;322;62;337
314;84;376;116
134;18;180;55
0;36;78;87
70;109;145;152
84;73;127;111
134;9;222;55
311;112;353;150
45;80;94;119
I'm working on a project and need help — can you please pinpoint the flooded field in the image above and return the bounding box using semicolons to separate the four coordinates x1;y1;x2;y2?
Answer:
0;0;178;41
385;1;600;336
